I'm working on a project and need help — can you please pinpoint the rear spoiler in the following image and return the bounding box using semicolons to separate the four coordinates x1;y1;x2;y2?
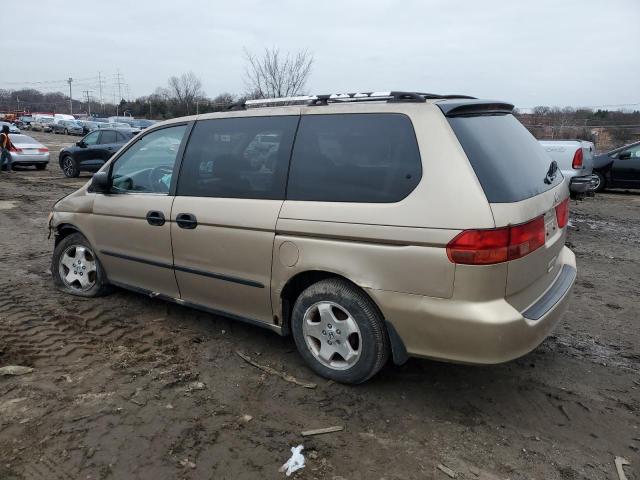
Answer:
437;100;515;117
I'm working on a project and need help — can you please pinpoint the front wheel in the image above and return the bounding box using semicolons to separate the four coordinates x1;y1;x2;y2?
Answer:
52;233;110;297
592;171;606;192
61;156;79;177
291;278;390;384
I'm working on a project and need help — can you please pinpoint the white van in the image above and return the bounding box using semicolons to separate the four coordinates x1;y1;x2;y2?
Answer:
54;114;76;122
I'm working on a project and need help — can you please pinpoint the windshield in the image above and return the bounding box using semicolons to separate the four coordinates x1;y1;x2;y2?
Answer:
447;113;564;203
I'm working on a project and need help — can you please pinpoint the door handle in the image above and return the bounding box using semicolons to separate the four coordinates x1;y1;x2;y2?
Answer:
176;213;197;229
146;210;165;226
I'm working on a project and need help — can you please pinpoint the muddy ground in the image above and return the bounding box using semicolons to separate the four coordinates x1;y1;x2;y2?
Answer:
0;131;638;480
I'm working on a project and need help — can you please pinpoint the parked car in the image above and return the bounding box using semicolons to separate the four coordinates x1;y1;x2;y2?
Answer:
54;113;75;123
52;119;84;136
131;119;157;130
538;140;595;198
2;134;49;170
591;141;640;191
19;115;34;127
49;92;575;384
0;121;21;134
76;120;99;135
31;117;54;132
58;128;135;177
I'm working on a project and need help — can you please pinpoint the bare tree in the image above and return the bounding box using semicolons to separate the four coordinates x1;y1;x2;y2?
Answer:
166;72;205;115
244;47;313;99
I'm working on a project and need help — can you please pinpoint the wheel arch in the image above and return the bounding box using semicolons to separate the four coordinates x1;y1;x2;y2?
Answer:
278;270;408;365
54;223;85;246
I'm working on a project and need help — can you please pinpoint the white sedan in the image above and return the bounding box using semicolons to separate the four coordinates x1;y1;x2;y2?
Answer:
3;134;50;170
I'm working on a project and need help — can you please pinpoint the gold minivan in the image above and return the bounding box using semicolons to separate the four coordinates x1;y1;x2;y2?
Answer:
49;92;576;383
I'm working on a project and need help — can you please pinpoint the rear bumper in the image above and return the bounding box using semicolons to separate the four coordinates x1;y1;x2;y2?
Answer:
11;154;50;164
569;175;593;193
368;246;576;364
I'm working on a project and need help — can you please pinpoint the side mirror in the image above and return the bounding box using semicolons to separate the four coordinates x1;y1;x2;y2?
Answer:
76;141;86;148
90;171;110;193
618;151;632;160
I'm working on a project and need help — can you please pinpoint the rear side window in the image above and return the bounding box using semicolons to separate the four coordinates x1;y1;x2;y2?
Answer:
447;114;563;203
100;130;117;144
177;116;298;199
287;114;421;203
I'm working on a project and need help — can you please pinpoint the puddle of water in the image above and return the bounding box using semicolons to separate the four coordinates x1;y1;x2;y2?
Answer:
0;200;16;210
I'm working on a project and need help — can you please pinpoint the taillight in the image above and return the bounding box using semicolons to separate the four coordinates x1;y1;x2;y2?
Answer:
555;197;569;228
572;148;583;169
447;217;545;265
38;147;49;153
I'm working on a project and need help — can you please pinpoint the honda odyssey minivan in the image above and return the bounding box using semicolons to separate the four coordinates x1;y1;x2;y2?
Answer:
49;91;576;384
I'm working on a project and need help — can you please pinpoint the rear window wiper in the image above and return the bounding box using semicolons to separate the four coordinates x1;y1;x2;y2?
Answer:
544;160;558;185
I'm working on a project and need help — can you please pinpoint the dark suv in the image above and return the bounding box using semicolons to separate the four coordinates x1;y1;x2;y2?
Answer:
59;129;134;177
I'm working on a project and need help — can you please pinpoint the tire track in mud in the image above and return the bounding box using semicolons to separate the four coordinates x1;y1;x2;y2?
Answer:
0;273;170;371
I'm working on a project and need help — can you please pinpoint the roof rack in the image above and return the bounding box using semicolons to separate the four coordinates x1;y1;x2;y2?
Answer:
227;91;476;110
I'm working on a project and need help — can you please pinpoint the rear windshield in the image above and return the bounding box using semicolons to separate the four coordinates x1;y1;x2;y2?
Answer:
10;135;38;144
448;114;563;203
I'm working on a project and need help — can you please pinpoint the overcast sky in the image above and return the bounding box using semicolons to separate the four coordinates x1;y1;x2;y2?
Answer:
6;0;639;109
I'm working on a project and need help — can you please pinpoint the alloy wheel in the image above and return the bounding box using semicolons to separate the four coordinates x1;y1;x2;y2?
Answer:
62;157;75;177
58;245;97;292
302;301;362;370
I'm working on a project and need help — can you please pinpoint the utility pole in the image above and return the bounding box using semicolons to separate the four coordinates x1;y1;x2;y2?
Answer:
67;77;73;115
83;90;93;116
114;70;124;116
97;71;105;111
16;95;20;114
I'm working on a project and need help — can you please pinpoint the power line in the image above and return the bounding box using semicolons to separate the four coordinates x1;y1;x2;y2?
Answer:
1;76;99;86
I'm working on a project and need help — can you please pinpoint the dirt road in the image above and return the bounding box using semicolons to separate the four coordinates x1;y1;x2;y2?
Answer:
0;132;638;479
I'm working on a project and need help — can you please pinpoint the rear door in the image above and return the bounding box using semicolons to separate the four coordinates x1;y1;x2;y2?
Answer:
91;123;189;297
96;130;125;166
170;115;299;324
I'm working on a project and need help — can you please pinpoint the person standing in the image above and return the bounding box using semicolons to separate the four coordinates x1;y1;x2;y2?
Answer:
0;125;14;172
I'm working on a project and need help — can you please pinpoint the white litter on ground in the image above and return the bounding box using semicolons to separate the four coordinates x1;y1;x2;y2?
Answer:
279;445;305;476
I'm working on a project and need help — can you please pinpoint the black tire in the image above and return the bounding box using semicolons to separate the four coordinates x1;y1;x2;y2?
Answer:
61;155;80;177
35;163;47;170
592;171;606;192
52;233;111;297
291;278;390;384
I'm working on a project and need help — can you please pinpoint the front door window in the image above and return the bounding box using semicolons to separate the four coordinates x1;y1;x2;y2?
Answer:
110;125;186;194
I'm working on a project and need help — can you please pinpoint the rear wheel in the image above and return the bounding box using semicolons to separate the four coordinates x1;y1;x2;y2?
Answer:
52;233;110;297
61;155;79;177
291;278;390;384
592;171;606;192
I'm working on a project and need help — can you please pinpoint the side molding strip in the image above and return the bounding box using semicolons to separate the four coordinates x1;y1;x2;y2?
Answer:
101;250;264;289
